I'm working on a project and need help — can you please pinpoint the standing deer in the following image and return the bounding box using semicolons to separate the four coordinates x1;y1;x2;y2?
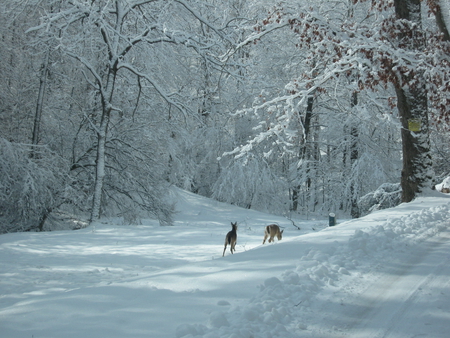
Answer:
262;224;284;244
223;222;238;256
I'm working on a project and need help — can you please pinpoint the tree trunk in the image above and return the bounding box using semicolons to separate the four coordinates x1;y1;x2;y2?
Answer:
90;70;115;222
393;0;433;202
89;1;122;222
395;85;432;202
433;0;450;41
90;105;111;222
292;95;314;211
350;91;360;218
31;49;50;147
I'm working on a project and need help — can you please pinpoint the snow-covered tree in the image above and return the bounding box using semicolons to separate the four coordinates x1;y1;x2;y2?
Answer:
213;154;289;214
27;0;240;224
390;0;432;202
223;0;449;215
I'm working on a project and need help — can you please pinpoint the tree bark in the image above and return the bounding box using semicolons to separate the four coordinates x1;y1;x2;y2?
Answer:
393;0;433;202
292;95;314;212
350;91;359;218
89;1;121;222
433;0;450;41
89;112;109;221
89;75;114;222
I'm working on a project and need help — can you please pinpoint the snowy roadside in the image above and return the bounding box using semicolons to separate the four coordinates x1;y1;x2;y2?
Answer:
176;195;450;338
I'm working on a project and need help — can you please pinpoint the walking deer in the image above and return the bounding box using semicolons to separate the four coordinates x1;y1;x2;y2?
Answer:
262;224;284;244
223;222;238;256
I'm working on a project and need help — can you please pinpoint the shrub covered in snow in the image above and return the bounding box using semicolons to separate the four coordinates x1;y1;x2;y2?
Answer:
358;183;402;216
435;176;450;193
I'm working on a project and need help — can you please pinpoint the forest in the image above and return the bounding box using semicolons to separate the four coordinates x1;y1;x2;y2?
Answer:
1;0;449;233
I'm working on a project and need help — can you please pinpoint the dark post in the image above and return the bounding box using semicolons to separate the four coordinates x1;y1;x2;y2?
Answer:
329;213;336;227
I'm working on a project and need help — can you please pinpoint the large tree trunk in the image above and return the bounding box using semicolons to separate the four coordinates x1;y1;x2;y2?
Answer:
90;73;115;222
292;95;314;212
89;1;121;222
393;0;433;202
433;0;450;41
395;85;432;202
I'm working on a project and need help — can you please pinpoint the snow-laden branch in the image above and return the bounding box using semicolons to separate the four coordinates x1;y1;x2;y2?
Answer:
173;0;235;45
227;47;358;159
240;61;355;117
130;0;160;9
117;61;190;116
221;20;290;63
25;6;88;34
65;51;104;93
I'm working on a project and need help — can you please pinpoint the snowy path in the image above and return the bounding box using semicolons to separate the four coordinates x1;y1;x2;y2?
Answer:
322;231;450;338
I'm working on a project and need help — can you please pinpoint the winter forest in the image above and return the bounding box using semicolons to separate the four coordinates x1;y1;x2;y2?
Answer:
1;0;449;233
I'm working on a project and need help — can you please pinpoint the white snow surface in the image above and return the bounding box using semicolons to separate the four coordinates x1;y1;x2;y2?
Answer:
1;188;450;338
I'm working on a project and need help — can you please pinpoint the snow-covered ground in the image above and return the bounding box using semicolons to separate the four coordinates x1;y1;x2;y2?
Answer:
1;188;450;338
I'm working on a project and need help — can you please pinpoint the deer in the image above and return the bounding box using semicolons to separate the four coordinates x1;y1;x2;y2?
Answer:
262;224;284;244
223;222;238;256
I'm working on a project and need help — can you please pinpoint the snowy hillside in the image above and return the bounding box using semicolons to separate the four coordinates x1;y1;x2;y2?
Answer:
1;189;449;338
